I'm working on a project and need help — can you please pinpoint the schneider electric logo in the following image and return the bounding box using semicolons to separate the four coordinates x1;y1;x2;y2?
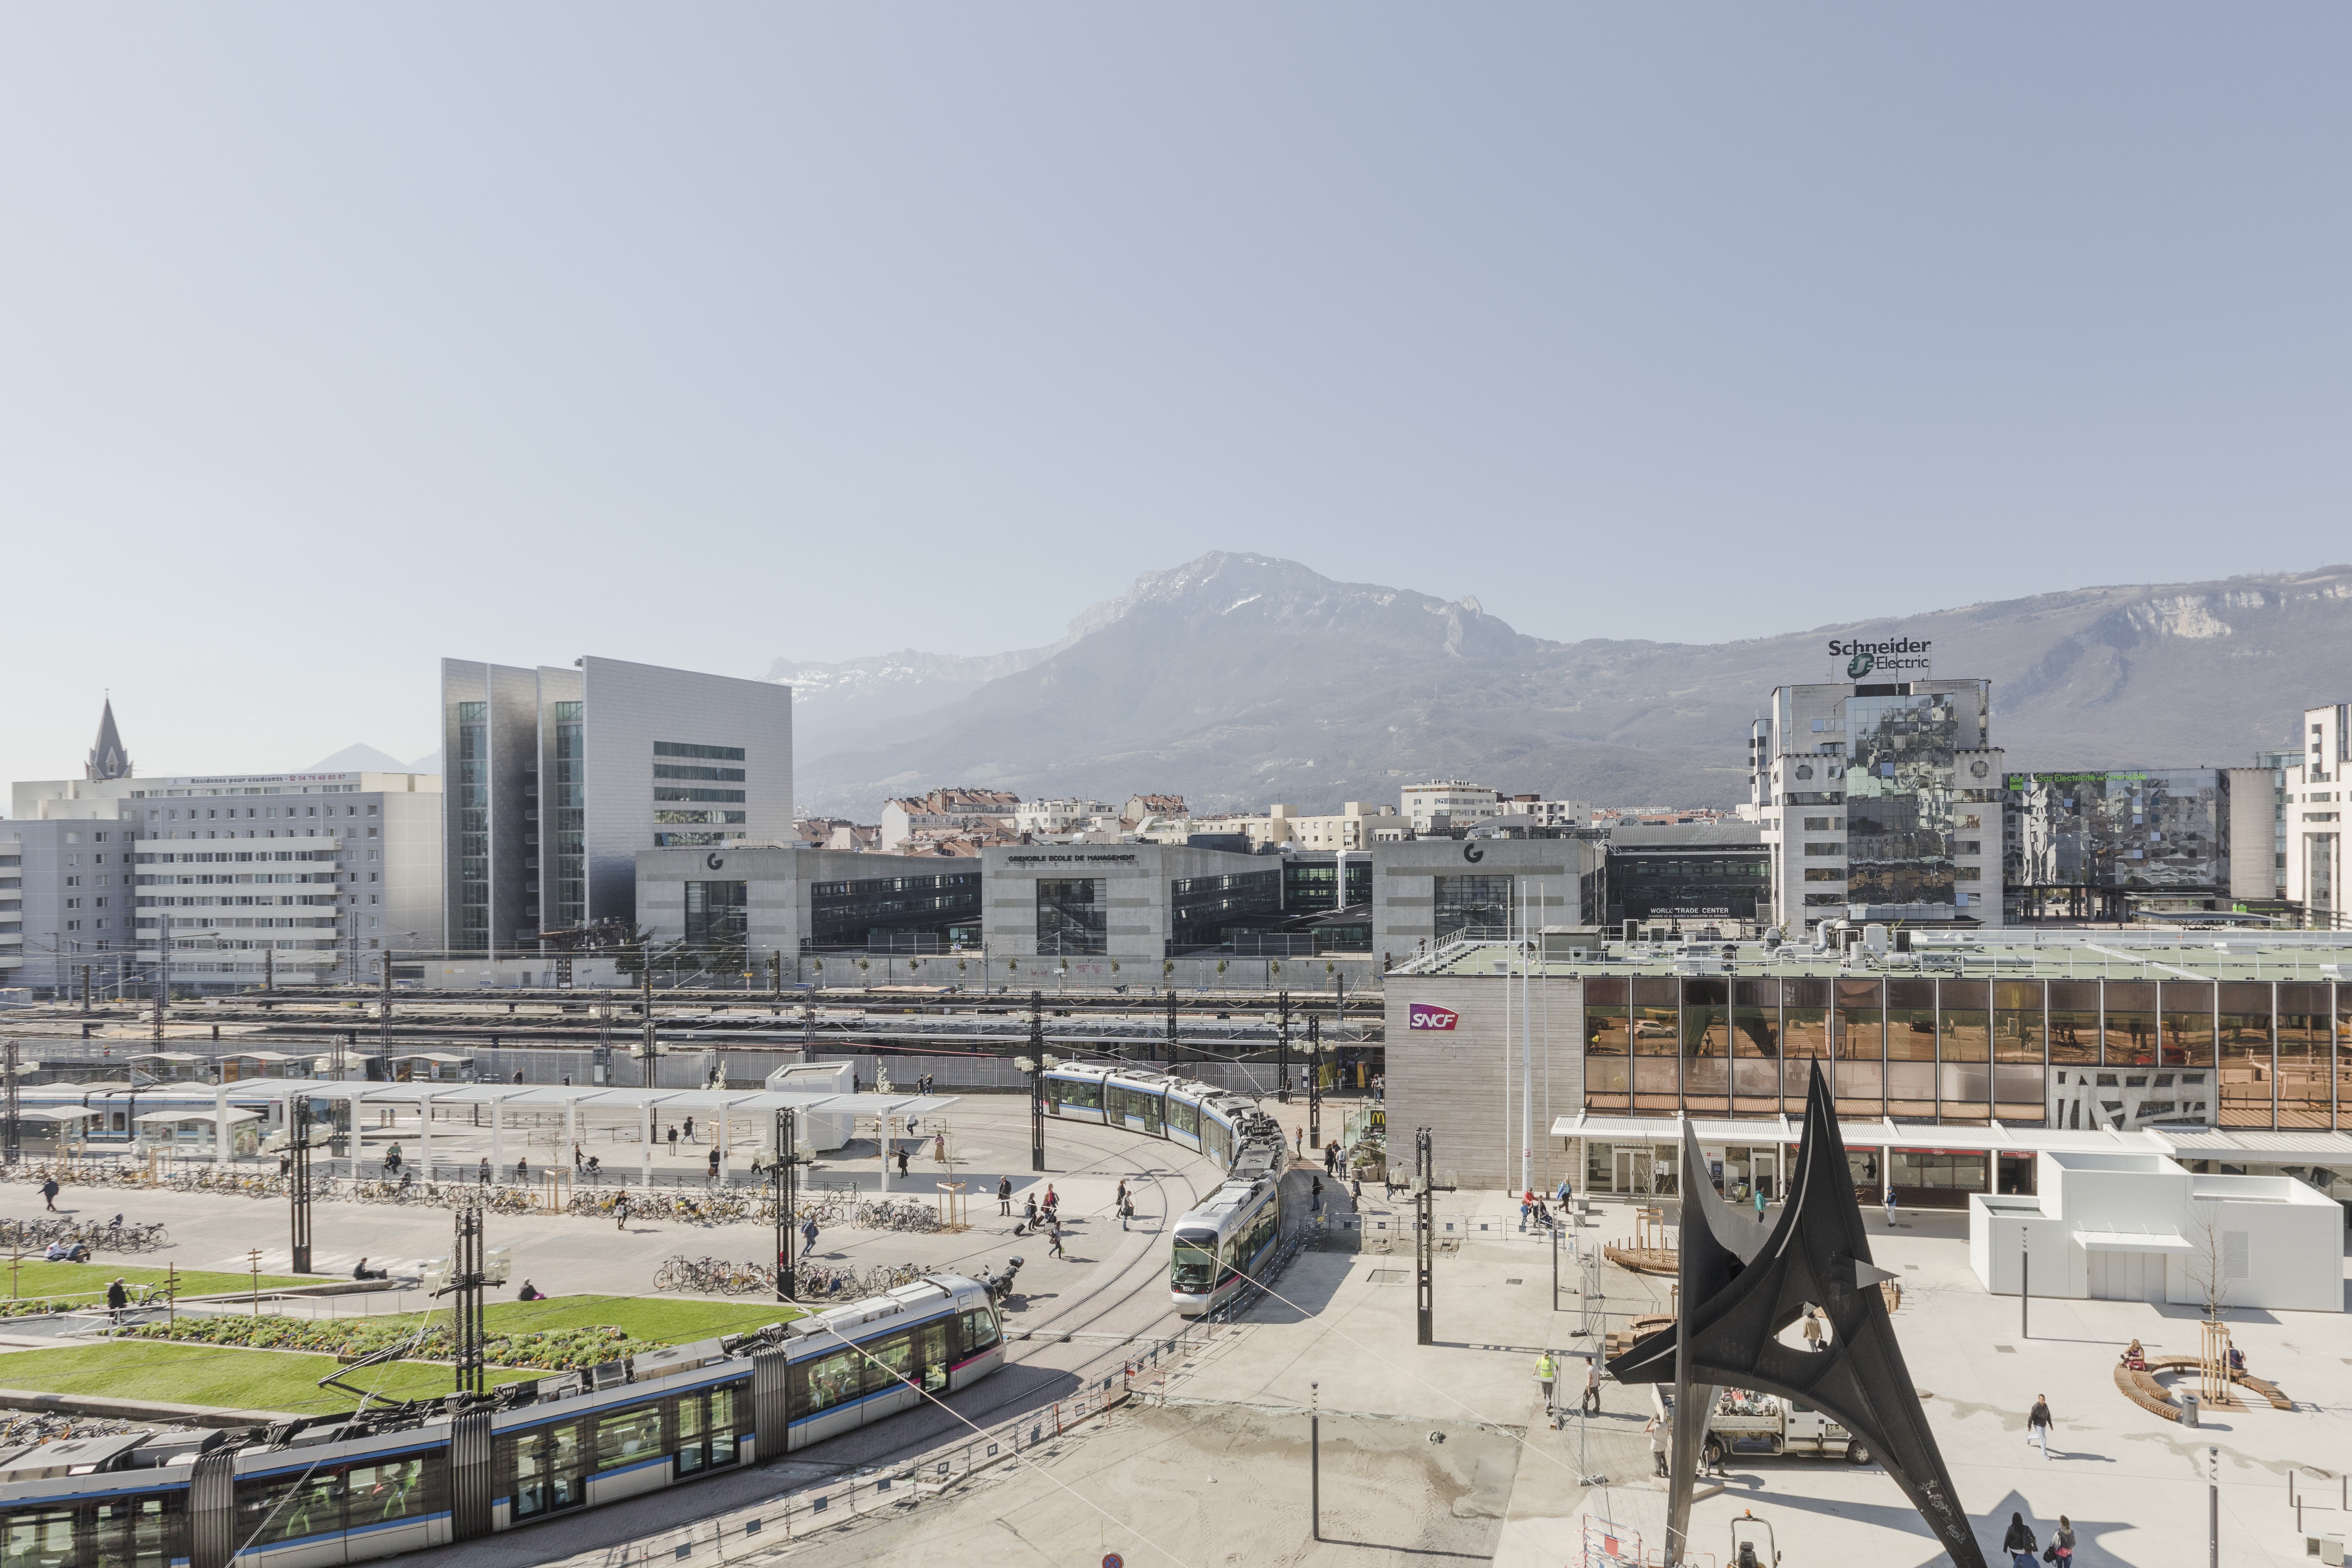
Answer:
1827;636;1932;679
1407;1003;1459;1031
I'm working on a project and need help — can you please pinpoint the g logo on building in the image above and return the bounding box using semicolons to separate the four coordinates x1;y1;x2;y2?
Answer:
1846;650;1876;679
1407;1003;1460;1031
705;853;726;870
1462;843;1484;864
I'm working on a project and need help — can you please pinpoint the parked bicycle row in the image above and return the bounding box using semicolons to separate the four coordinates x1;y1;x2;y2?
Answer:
0;1216;171;1252
647;1254;937;1300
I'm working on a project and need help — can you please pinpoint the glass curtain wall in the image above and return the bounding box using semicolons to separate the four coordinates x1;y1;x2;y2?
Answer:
2217;981;2275;1127
548;701;586;932
1782;979;1830;1114
1843;689;1964;913
1938;978;1992;1121
1583;977;1629;1111
2278;983;2331;1127
1035;878;1108;956
1993;980;2045;1122
1680;979;1729;1116
1731;978;1779;1116
1631;976;1677;1115
1434;875;1515;941
455;702;489;951
1885;978;1936;1119
1833;978;1884;1118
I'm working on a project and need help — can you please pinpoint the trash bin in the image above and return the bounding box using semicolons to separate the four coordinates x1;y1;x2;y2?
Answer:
2180;1393;2199;1427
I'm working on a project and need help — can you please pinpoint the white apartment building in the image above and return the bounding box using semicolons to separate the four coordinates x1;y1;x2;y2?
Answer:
1264;802;1400;850
1012;798;1116;836
1494;794;1589;828
2281;702;2348;927
1401;781;1499;834
7;770;441;991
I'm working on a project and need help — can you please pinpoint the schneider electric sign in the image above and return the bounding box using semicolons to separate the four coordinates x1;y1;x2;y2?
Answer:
1827;635;1932;681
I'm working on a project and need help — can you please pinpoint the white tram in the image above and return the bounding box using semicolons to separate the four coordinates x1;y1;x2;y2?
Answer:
1036;1061;1291;1317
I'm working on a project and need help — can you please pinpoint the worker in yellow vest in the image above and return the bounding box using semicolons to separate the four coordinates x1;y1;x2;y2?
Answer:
1536;1350;1557;1413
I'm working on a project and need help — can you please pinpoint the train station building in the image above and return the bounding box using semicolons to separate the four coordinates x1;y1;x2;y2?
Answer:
1382;933;2352;1229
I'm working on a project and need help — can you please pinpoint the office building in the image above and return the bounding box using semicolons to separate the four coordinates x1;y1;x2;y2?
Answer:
1369;836;1605;963
2000;767;2273;922
877;788;1018;853
638;845;982;957
1604;823;1769;929
2282;703;2349;928
1751;676;2004;930
440;657;792;952
4;768;439;992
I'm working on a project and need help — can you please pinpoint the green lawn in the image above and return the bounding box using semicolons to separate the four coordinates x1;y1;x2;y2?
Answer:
470;1295;799;1341
0;1342;536;1416
3;1261;317;1304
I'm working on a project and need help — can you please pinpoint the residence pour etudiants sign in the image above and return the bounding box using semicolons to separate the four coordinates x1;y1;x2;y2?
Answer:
1826;636;1932;681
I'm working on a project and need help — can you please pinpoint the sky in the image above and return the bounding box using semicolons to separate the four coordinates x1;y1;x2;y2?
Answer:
3;6;2347;788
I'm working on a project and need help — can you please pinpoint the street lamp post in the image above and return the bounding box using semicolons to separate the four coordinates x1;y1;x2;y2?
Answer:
1305;1014;1325;1151
1277;989;1292;1104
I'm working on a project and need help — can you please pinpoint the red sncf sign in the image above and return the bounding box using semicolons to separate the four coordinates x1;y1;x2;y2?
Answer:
1407;1002;1459;1031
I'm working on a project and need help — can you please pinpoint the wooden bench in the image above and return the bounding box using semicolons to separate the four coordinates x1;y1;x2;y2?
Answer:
2115;1356;2294;1420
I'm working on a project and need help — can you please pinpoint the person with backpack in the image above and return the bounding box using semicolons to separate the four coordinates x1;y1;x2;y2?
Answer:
2002;1511;2037;1568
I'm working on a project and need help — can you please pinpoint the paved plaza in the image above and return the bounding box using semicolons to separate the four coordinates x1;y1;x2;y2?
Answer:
8;1094;2352;1565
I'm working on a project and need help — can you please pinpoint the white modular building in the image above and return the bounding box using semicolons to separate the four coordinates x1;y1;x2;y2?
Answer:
1968;1150;2341;1312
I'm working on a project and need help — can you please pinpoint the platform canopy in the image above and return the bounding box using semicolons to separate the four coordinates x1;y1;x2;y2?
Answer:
1551;1111;2352;1164
280;1082;958;1117
132;1108;261;1126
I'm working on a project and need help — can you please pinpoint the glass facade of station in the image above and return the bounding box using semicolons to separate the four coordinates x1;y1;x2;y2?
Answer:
1582;974;2351;1131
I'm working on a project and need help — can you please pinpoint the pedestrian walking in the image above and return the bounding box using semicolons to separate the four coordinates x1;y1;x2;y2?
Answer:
1042;1183;1058;1219
1884;1187;1898;1229
1310;1177;1323;1213
1646;1416;1669;1477
1554;1173;1572;1207
1350;1174;1363;1206
934;1131;947;1163
478;1157;491;1186
707;1147;720;1179
1023;1193;1039;1232
516;1155;529;1184
1520;1192;1534;1232
683;1116;695;1143
2027;1394;2054;1460
2002;1512;2037;1568
2050;1516;2075;1563
801;1215;819;1253
41;1177;59;1211
1048;1220;1068;1260
998;1175;1013;1216
1802;1307;1826;1352
895;1147;911;1178
1581;1359;1601;1416
667;1126;679;1154
573;1144;584;1171
1754;1187;1767;1224
1121;1194;1135;1230
1116;1179;1129;1214
614;1196;630;1232
106;1277;128;1324
1295;1125;1304;1153
1536;1350;1556;1413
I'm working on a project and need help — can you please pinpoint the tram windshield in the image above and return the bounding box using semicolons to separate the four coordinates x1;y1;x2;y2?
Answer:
1170;1229;1220;1292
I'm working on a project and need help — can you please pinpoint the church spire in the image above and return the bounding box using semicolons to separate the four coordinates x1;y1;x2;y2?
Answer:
86;697;132;781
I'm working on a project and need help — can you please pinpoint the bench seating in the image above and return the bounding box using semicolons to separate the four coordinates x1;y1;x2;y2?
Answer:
2115;1355;2293;1419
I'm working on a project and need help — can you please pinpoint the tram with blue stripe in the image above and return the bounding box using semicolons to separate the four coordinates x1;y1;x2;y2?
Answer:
0;1273;1002;1568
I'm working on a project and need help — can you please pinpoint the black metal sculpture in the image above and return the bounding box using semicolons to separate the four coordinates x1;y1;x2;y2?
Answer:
1607;1061;1987;1568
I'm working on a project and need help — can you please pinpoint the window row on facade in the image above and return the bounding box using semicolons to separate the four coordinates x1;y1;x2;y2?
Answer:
1581;975;2352;1129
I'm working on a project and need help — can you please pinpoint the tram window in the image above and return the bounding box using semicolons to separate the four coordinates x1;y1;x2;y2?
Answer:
710;1382;742;1468
914;1320;951;1393
676;1390;708;1476
795;1348;863;1416
241;1468;347;1546
3;1506;79;1568
1167;1099;1198;1136
506;1422;586;1518
961;1306;1001;1354
863;1328;916;1393
598;1404;665;1470
89;1492;183;1568
1171;1231;1218;1292
348;1456;437;1527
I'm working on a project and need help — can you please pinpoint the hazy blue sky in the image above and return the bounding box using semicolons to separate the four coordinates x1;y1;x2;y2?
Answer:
4;6;2347;786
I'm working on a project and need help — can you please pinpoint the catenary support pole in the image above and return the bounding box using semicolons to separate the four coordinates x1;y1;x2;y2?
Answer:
1310;1380;1320;1541
289;1093;312;1274
2021;1236;2029;1339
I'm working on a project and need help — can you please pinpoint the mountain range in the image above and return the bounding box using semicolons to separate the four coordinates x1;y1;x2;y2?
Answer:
776;554;2352;818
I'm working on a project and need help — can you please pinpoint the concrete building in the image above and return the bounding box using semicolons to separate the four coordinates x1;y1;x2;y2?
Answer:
1970;1150;2341;1313
1495;794;1588;829
439;657;792;952
637;845;983;957
980;842;1285;960
1401;781;1499;834
1751;676;2004;932
2282;702;2349;928
1370;836;1605;965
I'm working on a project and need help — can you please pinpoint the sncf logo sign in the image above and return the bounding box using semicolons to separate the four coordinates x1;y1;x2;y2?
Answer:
1407;1003;1459;1032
